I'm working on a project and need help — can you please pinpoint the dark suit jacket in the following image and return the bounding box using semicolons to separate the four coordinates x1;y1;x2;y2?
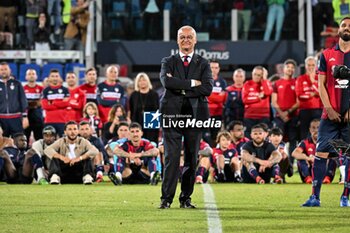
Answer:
159;53;213;121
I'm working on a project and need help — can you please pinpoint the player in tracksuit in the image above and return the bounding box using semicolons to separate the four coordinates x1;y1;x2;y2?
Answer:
79;67;98;104
224;68;246;126
0;62;28;137
66;72;86;123
241;124;283;184
111;122;160;185
41;69;70;137
293;119;337;184
97;65;125;123
23;69;44;142
242;66;273;138
0;133;47;184
207;60;227;145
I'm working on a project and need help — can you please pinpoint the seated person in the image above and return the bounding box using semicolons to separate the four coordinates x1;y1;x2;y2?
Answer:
268;127;293;180
111;122;160;185
0;133;47;184
106;121;129;182
226;120;249;154
212;131;241;183
292;119;337;184
44;121;98;185
195;139;213;184
241;124;282;184
78;121;108;182
30;125;58;181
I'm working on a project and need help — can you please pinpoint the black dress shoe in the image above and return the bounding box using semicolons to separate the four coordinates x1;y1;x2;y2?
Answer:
158;201;171;209
180;200;196;209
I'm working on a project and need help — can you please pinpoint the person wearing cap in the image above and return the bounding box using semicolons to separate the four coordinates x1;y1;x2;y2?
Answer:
30;125;58;178
44;121;98;184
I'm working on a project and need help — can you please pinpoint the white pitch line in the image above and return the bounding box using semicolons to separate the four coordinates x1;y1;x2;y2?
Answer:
202;183;222;233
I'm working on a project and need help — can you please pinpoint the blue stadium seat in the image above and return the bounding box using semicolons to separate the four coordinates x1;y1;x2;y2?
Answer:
8;63;18;79
41;63;64;81
19;63;41;82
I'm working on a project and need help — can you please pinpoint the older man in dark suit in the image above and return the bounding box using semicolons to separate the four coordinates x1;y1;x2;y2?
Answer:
159;25;213;209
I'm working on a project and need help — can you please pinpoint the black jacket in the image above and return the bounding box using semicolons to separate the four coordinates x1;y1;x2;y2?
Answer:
0;79;28;117
159;53;213;121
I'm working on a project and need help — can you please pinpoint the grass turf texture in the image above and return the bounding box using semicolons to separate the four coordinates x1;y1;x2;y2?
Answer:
1;175;350;233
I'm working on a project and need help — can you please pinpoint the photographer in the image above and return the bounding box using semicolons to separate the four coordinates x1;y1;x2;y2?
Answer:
64;0;90;50
302;17;350;207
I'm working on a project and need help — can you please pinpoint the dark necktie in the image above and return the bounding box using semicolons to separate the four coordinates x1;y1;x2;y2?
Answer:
183;56;189;67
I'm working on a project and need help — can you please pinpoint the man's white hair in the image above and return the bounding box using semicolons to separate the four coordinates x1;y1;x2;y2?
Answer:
177;25;197;38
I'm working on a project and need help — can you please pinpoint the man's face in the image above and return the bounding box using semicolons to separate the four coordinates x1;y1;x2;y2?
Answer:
305;59;316;74
25;70;37;82
106;66;118;82
283;63;295;78
49;72;61;86
43;133;56;145
252;69;263;83
65;124;79;141
231;125;244;140
269;134;282;146
339;19;350;41
251;128;265;145
79;124;92;139
66;73;77;88
130;127;143;144
0;64;11;78
233;71;245;85
86;70;97;85
210;62;220;78
15;135;27;150
177;27;197;54
309;121;320;141
117;125;129;139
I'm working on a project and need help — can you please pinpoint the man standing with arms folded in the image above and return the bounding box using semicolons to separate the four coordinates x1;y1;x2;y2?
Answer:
41;69;70;137
302;17;350;207
79;67;98;104
97;65;125;124
159;25;213;209
242;66;273;137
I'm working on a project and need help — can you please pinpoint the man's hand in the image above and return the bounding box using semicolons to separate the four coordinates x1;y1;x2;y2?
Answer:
344;109;350;122
61;155;71;164
22;117;29;129
279;111;289;122
70;157;81;166
259;160;272;168
166;73;173;78
327;107;341;122
308;155;315;164
193;80;201;86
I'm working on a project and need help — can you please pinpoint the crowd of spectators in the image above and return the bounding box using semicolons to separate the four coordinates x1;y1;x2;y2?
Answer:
0;53;345;185
0;0;344;52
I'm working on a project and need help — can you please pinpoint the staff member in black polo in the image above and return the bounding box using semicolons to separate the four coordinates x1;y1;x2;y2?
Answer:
159;25;213;209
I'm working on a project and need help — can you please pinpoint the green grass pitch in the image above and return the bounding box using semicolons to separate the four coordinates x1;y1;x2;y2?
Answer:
1;175;350;233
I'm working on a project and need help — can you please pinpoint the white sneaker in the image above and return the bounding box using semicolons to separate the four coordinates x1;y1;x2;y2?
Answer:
83;174;93;185
50;174;60;185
